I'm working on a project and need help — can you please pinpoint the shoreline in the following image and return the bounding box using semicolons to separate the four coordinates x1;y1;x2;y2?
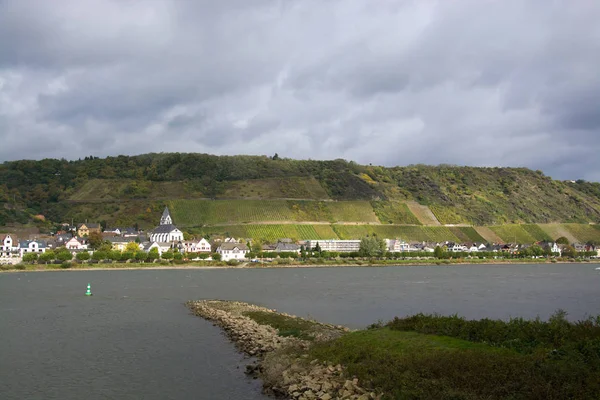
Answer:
187;300;600;399
2;258;599;272
186;300;378;400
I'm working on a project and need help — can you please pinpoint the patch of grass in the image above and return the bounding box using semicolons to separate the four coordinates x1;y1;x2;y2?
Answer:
371;201;421;225
429;204;470;224
405;202;441;226
521;224;553;241
307;313;600;399
386;311;600;354
327;201;379;223
169;200;294;226
449;226;486;243
489;224;537;244
288;200;333;222
563;223;600;243
243;311;319;340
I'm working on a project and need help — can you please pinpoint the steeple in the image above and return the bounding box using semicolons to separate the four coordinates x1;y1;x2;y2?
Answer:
160;207;173;225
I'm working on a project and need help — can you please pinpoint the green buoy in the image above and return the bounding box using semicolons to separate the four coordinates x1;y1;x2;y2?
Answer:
85;283;93;296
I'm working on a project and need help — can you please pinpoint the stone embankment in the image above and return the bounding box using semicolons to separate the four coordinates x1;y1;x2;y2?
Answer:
186;300;381;400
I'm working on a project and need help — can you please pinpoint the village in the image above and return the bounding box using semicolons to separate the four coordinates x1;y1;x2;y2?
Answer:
1;207;599;266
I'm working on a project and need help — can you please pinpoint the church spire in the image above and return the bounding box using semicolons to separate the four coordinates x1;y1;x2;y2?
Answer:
160;207;172;225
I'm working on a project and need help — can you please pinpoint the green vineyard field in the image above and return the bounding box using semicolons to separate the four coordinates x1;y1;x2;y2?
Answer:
489;225;537;244
371;201;422;225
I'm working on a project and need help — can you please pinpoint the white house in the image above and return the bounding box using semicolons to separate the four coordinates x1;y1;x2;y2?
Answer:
386;239;410;252
447;243;466;252
467;244;479;252
103;227;121;235
217;242;249;261
149;207;184;243
182;238;212;253
65;237;89;250
19;240;47;256
144;241;172;255
1;234;18;257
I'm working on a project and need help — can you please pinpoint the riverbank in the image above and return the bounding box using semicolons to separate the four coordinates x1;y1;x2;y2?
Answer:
187;300;379;400
2;257;599;272
188;300;600;400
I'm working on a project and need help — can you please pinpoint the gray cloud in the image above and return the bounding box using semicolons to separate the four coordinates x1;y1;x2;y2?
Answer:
0;0;599;181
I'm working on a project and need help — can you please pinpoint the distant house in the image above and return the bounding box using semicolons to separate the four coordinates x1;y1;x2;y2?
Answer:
77;223;101;237
274;242;301;253
262;244;277;252
65;237;88;250
108;237;138;252
149;208;184;243
18;240;47;256
101;231;119;239
144;241;172;255
103;227;121;235
54;233;73;243
182;238;212;253
217;242;249;261
305;240;361;253
386;239;410;252
121;227;139;237
1;234;18;257
467;243;479;252
447;243;466;252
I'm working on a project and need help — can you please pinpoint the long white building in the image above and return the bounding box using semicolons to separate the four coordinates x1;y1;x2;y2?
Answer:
306;240;361;252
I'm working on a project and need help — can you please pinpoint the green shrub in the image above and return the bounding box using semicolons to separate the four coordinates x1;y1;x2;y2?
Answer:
226;259;239;266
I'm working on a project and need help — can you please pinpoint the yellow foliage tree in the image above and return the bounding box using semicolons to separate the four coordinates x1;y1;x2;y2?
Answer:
125;242;140;252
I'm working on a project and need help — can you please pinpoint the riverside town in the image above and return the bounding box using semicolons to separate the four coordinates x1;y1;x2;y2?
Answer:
1;207;599;268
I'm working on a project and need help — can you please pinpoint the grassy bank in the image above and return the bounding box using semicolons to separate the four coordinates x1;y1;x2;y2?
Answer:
241;309;600;399
2;256;599;272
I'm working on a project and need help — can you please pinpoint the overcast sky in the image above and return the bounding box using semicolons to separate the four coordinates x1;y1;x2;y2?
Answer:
0;1;598;181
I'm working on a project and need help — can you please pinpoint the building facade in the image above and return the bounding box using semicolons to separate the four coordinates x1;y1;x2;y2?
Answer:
217;242;249;261
306;240;361;252
149;207;184;243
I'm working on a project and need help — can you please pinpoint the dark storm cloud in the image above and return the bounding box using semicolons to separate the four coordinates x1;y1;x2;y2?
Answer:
0;0;599;181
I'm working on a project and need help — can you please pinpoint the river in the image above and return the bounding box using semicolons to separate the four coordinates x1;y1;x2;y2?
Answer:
1;264;599;399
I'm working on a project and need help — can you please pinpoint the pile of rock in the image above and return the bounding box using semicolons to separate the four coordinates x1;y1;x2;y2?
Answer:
270;359;380;400
187;300;306;355
186;300;381;400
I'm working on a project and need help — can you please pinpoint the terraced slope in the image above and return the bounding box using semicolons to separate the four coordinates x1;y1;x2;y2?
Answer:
406;202;441;225
328;201;379;223
489;225;538;244
372;201;422;225
539;224;579;243
169;200;294;226
189;224;338;242
168;199;382;226
473;227;505;243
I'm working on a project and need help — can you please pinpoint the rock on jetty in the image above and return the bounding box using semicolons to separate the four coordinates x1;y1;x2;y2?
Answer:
186;300;381;400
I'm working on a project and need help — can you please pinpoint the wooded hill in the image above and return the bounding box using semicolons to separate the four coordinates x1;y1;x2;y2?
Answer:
1;153;600;243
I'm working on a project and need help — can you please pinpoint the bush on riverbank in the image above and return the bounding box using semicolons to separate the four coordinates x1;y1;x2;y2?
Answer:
306;312;600;399
384;310;600;354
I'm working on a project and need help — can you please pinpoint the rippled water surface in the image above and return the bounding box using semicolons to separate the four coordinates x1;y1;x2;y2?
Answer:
1;264;599;399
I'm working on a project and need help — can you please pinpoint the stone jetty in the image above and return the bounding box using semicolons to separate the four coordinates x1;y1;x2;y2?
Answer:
186;300;382;400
